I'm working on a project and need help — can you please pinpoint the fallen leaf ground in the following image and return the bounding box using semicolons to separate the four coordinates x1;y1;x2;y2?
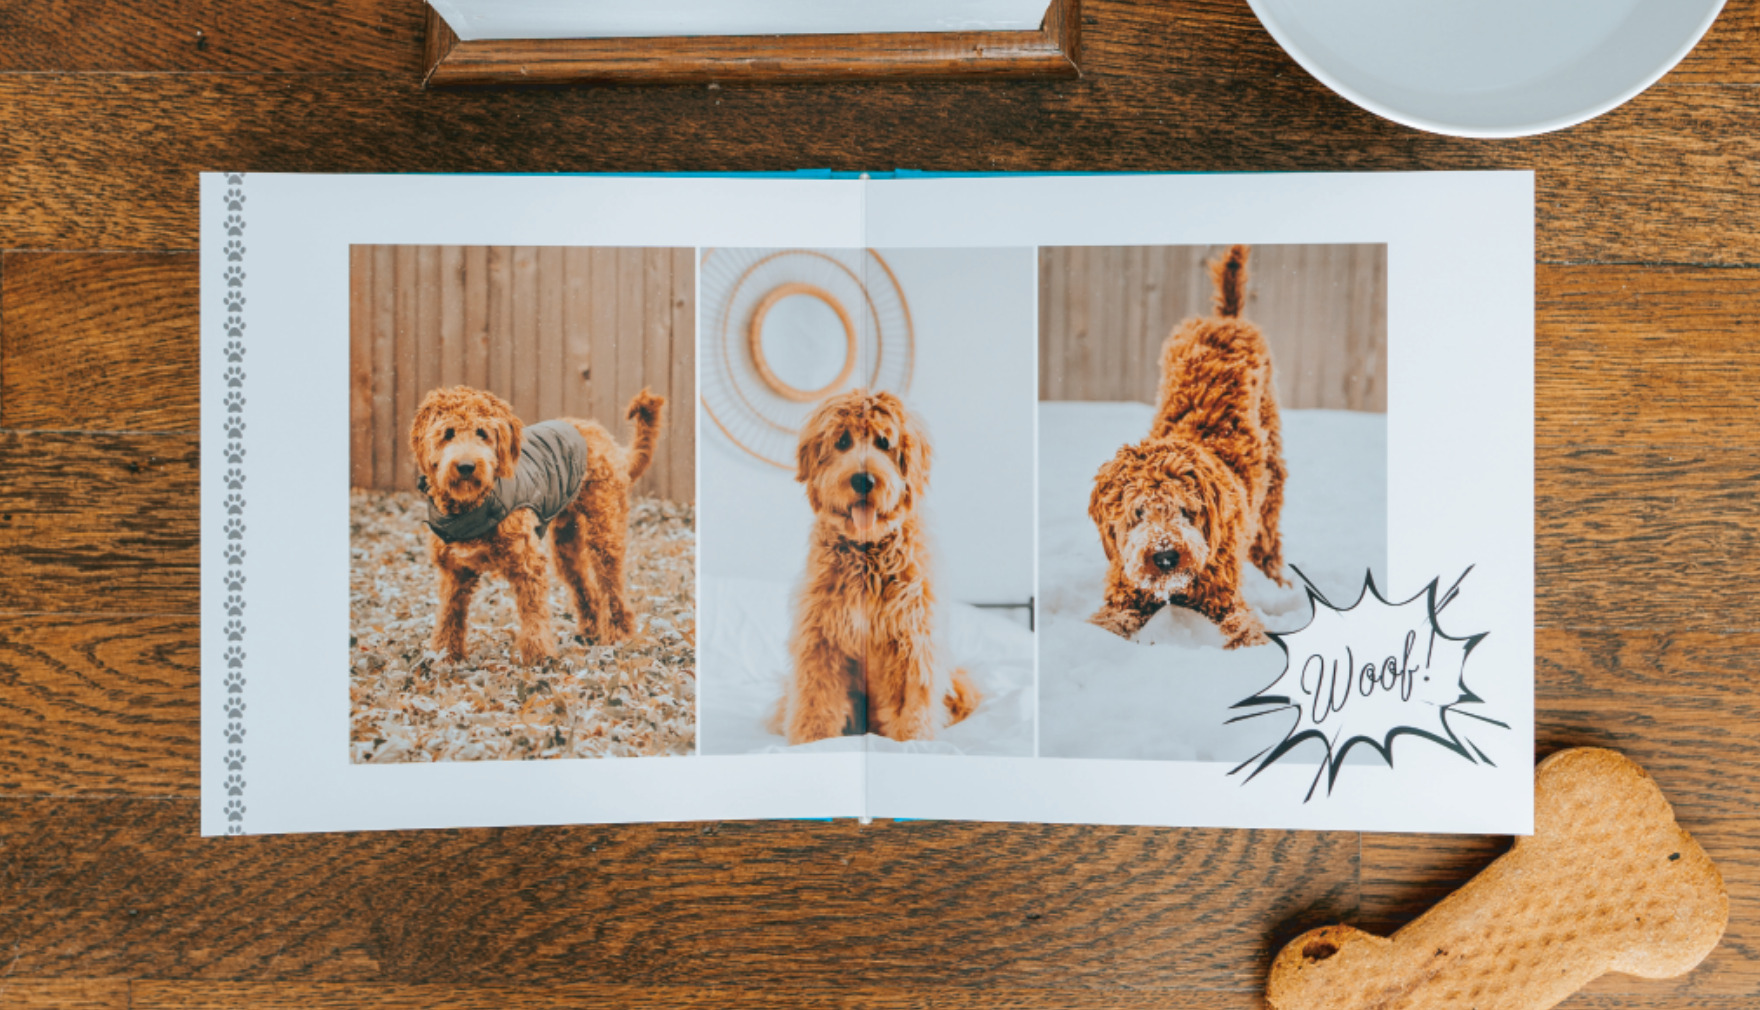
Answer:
349;489;696;763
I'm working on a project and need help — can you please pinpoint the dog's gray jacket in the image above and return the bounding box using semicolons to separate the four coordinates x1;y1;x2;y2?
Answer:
423;420;589;544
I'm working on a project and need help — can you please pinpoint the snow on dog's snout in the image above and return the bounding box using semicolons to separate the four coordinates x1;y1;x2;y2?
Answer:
1120;510;1207;596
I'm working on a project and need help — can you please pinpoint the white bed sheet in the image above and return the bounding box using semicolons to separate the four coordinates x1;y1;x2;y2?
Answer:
700;576;1036;756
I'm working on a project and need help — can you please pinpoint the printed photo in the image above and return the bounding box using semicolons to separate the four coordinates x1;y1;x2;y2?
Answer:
1037;244;1388;761
696;247;1037;756
347;245;697;762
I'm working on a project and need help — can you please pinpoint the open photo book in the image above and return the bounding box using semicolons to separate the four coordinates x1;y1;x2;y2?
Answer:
200;171;1534;836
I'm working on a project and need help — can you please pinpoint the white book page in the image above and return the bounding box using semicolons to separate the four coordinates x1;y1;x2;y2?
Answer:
199;173;868;835
861;173;1534;834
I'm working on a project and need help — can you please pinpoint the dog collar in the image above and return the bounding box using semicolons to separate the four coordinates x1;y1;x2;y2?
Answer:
421;420;591;544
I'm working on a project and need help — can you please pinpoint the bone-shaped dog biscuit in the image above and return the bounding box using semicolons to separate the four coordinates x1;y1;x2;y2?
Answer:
1268;748;1728;1010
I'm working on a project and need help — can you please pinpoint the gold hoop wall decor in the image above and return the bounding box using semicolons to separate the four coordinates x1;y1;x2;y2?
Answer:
746;282;859;402
701;248;914;468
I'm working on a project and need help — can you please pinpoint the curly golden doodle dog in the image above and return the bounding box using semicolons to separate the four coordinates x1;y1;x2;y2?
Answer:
1088;245;1288;648
780;390;980;744
410;385;664;665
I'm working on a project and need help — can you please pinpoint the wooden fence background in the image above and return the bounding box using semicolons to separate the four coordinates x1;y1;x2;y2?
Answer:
1039;244;1387;412
349;245;695;503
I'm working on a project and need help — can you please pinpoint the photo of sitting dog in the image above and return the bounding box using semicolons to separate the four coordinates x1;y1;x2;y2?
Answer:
779;389;980;744
410;385;665;665
1087;245;1288;648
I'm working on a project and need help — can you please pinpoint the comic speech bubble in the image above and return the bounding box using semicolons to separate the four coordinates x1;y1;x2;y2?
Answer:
1228;567;1505;800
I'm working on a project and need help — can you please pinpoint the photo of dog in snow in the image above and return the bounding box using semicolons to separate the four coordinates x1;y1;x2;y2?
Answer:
1038;243;1387;761
1088;246;1289;648
696;247;1036;756
348;245;697;763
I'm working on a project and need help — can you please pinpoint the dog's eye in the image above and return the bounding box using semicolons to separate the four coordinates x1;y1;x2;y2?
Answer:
476;428;488;441
442;428;455;441
835;432;853;452
875;435;890;451
1135;507;1145;520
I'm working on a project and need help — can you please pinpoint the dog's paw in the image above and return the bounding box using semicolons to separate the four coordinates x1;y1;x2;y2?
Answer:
1219;611;1270;649
1089;603;1147;638
515;639;555;666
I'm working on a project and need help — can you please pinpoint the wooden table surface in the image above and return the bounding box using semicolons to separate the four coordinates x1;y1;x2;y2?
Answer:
2;1;1757;1006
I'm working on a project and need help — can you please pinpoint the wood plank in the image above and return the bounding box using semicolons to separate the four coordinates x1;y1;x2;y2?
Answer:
391;246;419;491
369;245;396;490
348;246;374;488
131;981;1264;1009
0;979;129;1009
0;432;197;613
1538;264;1760;448
0;802;1355;988
510;246;538;420
0;0;424;73
462;245;489;392
589;247;621;455
0;616;197;796
670;245;696;504
562;247;594;420
4;77;1760;263
486;246;513;407
641;247;672;500
438;245;464;388
416;245;442;420
1535;444;1760;631
0;253;196;431
536;245;565;426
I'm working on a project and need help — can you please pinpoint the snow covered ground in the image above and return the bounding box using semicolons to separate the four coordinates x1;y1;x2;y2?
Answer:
698;575;1036;756
1038;401;1387;762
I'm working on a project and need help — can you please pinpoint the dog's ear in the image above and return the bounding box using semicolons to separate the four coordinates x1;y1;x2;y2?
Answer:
1088;455;1124;566
883;394;931;497
408;393;442;479
482;391;522;480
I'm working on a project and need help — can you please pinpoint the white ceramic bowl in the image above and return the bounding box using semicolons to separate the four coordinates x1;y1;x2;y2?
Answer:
1245;0;1727;138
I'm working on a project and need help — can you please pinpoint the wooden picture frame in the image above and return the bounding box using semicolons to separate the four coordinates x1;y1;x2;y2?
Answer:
422;0;1080;87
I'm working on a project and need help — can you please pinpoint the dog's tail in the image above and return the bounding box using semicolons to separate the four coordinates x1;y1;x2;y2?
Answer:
1211;244;1250;318
623;388;666;482
944;667;981;728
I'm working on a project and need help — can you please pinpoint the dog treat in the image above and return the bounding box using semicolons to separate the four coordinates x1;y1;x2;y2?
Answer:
1267;747;1728;1010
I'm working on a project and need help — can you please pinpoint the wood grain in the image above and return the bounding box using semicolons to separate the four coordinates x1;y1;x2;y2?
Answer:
0;432;197;614
424;8;1080;87
1;78;1758;262
0;803;1356;988
0;253;198;431
0;0;424;74
0;980;128;1009
131;982;1265;1009
1538;264;1760;448
0;616;198;796
130;982;1265;1009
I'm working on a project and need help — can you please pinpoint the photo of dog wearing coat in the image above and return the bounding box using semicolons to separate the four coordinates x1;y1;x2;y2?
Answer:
348;245;697;763
1038;243;1388;761
695;247;1036;756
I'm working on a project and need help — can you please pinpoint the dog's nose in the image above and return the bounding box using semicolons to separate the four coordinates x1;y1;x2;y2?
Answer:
849;472;876;495
455;462;477;478
1152;549;1181;572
